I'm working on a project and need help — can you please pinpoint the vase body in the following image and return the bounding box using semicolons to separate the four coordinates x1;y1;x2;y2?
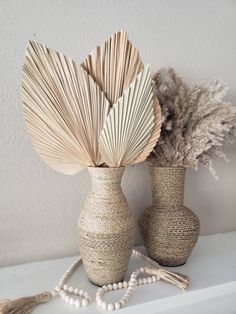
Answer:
78;167;135;286
138;166;200;266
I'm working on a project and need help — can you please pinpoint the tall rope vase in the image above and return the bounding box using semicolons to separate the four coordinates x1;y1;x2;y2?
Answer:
138;166;200;267
78;167;135;286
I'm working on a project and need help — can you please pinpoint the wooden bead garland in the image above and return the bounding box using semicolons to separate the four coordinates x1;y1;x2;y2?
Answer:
51;256;91;308
95;249;189;311
52;249;189;311
0;249;189;314
96;267;157;311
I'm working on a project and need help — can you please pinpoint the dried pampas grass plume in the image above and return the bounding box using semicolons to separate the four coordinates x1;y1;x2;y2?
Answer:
152;67;236;178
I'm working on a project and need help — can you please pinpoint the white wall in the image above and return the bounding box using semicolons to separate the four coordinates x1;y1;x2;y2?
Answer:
0;0;236;266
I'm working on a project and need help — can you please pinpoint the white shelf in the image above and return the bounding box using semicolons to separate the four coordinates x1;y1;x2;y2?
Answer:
1;232;236;313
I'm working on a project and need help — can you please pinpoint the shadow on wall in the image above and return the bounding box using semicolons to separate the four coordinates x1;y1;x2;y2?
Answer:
185;144;236;235
122;162;152;245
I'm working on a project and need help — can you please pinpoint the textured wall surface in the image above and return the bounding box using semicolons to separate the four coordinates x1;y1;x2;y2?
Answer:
0;0;236;266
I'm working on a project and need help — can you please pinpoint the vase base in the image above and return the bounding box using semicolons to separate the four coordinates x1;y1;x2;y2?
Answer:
159;261;187;267
89;279;103;287
88;277;125;287
150;255;188;267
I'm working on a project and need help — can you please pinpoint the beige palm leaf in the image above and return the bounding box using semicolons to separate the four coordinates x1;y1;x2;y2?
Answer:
99;65;161;167
22;41;110;175
82;29;144;104
132;95;162;164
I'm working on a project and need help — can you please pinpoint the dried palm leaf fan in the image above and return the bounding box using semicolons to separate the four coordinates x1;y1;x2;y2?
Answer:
82;30;144;104
22;30;161;173
22;41;110;174
99;66;161;166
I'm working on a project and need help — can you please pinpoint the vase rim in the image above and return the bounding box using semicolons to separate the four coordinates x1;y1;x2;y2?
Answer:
87;166;125;169
150;165;186;170
87;166;125;173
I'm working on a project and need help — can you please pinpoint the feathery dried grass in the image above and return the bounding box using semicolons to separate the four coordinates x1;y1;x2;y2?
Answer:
151;67;236;178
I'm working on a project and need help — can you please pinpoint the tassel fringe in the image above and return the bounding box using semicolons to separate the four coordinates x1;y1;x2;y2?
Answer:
0;292;52;314
145;267;189;290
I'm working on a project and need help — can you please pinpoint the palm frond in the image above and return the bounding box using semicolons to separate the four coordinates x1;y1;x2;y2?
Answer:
99;66;160;167
132;95;161;164
82;29;144;104
22;41;110;175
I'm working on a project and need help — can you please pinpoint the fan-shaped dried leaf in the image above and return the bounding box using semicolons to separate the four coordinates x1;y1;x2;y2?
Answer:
22;41;110;174
99;66;159;167
132;94;161;164
82;30;144;104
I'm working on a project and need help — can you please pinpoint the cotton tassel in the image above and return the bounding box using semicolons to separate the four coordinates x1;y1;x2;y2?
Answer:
145;267;190;290
0;292;53;314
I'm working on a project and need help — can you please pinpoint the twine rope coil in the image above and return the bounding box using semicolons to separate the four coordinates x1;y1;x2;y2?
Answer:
139;166;200;266
79;167;135;286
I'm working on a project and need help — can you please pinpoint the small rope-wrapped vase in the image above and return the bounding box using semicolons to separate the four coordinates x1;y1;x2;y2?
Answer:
139;166;200;266
78;167;135;286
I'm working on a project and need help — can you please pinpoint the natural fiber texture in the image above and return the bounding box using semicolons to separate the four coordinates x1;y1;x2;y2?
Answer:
144;267;189;290
139;166;200;266
0;292;52;314
78;167;135;285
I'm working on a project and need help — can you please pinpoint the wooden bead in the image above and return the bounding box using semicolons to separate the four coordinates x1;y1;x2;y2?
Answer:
102;302;107;310
79;289;84;296
118;282;123;289
75;299;81;307
113;283;118;289
74;288;79;295
148;277;152;283
108;303;114;311
102;285;108;292
69;298;74;305
115;302;121;310
69;286;74;293
152;276;157;282
82;298;88;306
123;281;128;288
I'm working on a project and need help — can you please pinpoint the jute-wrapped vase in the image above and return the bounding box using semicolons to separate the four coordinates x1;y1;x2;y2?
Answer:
138;166;200;266
78;167;135;286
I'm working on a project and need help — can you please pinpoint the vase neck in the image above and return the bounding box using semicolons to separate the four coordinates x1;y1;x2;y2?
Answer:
151;167;185;209
88;167;124;197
